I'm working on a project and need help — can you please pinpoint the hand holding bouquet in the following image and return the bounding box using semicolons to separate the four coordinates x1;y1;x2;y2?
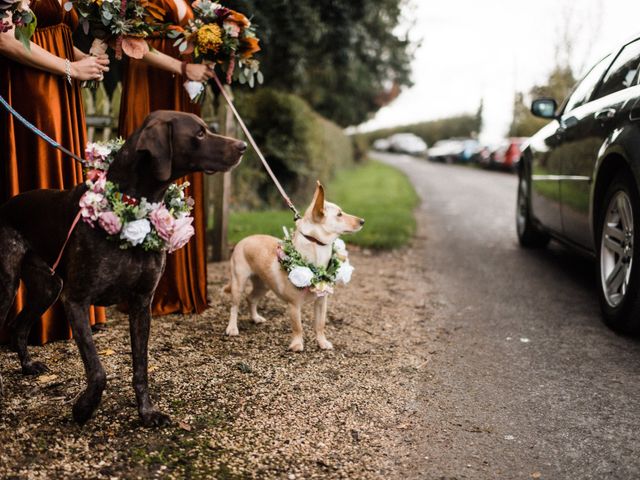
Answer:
169;0;262;102
0;0;37;49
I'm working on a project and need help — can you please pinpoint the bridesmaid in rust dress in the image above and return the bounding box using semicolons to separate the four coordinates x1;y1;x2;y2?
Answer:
0;0;109;347
119;0;214;315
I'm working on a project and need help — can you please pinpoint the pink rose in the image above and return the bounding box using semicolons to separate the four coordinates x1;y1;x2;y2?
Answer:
98;211;122;235
167;216;194;253
79;191;105;225
92;172;107;193
85;169;101;182
150;205;175;241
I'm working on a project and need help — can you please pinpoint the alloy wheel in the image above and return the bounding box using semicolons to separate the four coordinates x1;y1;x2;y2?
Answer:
600;191;634;308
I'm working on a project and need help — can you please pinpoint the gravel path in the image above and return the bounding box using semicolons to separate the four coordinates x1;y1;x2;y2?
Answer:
0;242;433;479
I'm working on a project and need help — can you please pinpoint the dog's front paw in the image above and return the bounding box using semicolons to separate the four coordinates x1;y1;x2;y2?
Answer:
225;325;239;336
72;392;99;425
252;315;267;324
289;338;304;352
22;361;49;376
141;410;171;428
317;338;334;350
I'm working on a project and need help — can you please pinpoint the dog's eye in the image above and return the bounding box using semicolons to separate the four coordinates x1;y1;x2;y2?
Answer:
196;129;206;139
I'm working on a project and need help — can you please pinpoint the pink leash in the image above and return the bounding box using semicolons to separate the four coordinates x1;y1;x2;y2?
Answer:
50;210;83;274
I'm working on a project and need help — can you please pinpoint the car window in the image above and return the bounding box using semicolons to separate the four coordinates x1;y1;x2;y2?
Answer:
593;39;640;99
563;54;612;113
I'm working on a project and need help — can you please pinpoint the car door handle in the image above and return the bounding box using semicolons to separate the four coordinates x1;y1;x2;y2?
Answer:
595;108;617;122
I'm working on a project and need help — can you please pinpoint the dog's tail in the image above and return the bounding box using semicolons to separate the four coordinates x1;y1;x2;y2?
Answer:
221;283;231;294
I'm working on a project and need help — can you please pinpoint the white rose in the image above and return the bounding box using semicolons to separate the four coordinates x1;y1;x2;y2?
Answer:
120;219;151;246
183;81;205;101
333;238;348;259
335;260;354;285
288;266;314;288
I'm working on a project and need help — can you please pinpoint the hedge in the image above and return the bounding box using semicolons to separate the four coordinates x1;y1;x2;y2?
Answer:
231;88;354;209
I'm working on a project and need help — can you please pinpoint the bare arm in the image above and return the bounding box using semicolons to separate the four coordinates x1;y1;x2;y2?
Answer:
73;46;88;61
0;28;109;80
141;49;214;82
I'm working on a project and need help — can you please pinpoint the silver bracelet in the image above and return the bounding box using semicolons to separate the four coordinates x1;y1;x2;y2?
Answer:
64;58;72;85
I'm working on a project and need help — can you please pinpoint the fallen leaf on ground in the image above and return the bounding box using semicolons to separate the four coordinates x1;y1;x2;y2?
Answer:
178;421;192;431
99;349;116;356
531;473;542;479
37;374;58;383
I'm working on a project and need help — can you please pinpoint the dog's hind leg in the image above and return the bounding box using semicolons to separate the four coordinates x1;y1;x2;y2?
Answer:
0;226;27;393
9;254;63;375
0;225;27;331
62;298;106;425
247;276;268;325
225;259;250;336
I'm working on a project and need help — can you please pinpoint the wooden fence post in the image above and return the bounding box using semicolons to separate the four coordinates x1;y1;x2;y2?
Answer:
210;85;235;261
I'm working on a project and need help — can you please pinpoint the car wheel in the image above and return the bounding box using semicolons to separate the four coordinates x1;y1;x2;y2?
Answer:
516;167;550;248
596;174;640;333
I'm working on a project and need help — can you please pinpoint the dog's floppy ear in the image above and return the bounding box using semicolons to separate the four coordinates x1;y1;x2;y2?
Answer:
135;116;173;182
311;181;325;222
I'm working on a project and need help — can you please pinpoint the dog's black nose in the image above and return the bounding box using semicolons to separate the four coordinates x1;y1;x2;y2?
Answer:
359;218;365;226
236;141;247;153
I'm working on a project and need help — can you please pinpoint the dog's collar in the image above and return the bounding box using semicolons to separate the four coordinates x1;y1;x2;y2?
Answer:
301;233;329;246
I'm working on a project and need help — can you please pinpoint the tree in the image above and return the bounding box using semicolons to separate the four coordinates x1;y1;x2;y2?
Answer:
508;66;576;137
225;0;415;127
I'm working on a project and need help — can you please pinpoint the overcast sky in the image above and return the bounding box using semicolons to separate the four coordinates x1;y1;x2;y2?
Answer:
358;0;640;142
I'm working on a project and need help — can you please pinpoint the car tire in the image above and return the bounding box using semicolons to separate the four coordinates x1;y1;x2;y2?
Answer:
596;173;640;334
516;166;550;248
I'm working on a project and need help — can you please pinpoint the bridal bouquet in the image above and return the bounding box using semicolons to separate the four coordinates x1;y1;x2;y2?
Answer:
64;0;164;60
0;0;37;49
168;0;262;102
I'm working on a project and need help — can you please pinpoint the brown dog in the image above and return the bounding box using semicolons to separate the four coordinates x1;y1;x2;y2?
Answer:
224;182;364;351
0;111;245;426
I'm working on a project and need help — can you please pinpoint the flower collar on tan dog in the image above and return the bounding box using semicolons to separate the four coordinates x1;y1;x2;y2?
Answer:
277;227;354;297
78;140;195;253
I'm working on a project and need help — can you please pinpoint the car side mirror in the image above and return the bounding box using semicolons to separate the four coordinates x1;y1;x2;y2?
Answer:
531;98;558;119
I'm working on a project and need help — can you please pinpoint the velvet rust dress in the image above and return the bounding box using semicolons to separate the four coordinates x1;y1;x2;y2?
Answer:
0;0;106;344
118;0;209;315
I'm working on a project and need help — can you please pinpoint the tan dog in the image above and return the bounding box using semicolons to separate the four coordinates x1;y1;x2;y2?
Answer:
224;182;364;351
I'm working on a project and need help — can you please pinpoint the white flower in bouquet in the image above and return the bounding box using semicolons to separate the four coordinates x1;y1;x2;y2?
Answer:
120;219;151;246
335;260;354;285
288;266;314;288
183;80;205;102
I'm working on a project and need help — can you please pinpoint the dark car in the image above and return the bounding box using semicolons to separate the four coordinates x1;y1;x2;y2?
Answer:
517;36;640;333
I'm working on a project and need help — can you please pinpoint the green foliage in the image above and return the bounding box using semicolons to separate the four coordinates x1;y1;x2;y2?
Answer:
222;0;415;126
232;88;353;209
228;161;419;249
359;113;481;148
509;65;576;137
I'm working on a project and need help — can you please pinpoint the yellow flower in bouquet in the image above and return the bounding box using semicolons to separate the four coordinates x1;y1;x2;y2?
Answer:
197;23;223;54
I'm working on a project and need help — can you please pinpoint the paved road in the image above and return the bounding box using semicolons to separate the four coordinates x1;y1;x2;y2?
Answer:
373;152;640;479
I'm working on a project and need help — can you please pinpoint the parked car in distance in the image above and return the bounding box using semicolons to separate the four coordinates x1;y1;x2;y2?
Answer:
488;137;528;171
428;138;480;163
387;133;428;156
372;138;391;151
517;35;640;333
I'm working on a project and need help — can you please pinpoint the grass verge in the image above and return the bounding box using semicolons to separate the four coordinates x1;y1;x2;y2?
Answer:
228;160;419;249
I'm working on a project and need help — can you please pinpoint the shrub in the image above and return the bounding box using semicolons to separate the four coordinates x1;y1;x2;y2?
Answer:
231;88;353;209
